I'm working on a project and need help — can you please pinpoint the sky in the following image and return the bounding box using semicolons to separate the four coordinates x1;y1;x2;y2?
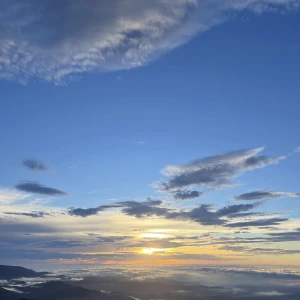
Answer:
0;0;300;269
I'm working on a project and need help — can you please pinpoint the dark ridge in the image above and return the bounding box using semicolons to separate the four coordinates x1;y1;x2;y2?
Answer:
0;265;49;280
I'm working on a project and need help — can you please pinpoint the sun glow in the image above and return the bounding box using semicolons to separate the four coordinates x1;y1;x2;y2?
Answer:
142;248;166;255
141;233;167;239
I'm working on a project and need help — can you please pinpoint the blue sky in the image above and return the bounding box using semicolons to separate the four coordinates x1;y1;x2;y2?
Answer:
0;0;300;267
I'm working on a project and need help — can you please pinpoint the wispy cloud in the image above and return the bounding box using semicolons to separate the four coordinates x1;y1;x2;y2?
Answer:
4;211;50;218
22;159;49;172
0;189;28;204
233;189;300;201
155;147;285;192
224;218;288;228
0;0;298;83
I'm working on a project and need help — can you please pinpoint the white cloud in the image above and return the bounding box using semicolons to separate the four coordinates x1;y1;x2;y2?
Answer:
0;189;28;204
0;0;298;84
255;291;286;296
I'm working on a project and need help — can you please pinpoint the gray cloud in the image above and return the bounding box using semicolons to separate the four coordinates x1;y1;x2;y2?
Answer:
5;211;50;218
156;148;285;192
225;218;288;228
0;1;298;83
168;204;225;226
69;199;167;218
233;189;300;201
228;212;272;219
267;228;300;242
220;245;300;255
22;159;49;172
69;207;106;217
15;182;67;196
69;199;261;227
35;236;129;249
118;199;170;218
173;190;204;200
0;247;130;261
217;203;259;217
168;203;260;226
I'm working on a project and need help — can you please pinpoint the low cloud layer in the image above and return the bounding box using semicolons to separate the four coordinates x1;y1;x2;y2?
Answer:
15;182;67;196
0;0;298;83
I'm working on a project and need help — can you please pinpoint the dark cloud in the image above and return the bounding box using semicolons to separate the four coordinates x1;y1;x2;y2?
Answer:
173;190;204;200
68;204;123;217
118;199;170;218
0;222;57;234
69;199;167;218
267;229;300;242
38;240;88;248
228;212;272;219
15;182;67;196
69;198;267;227
220;245;300;255
167;203;260;226
5;211;50;218
168;204;225;226
233;189;300;201
69;207;105;217
156;148;285;192
37;236;129;249
0;248;129;261
217;203;259;217
22;159;49;172
225;218;288;228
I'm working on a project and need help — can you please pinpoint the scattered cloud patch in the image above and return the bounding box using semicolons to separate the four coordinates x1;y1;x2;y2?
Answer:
69;199;168;218
173;190;204;200
0;189;28;204
15;182;67;196
225;218;288;228
22;159;49;172
220;245;300;255
267;228;300;242
69;199;263;227
4;211;50;218
233;189;300;201
155;148;285;192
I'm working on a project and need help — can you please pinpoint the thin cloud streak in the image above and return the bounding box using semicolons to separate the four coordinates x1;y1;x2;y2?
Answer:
233;189;300;201
22;159;49;172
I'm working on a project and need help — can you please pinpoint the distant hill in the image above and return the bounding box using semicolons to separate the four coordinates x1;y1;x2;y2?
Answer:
0;265;48;280
0;280;133;300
